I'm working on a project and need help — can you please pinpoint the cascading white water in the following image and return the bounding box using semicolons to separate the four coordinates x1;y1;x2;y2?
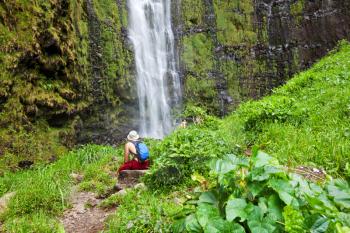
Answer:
128;0;181;139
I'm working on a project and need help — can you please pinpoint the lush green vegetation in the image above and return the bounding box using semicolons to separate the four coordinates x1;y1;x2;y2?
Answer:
103;190;182;233
0;42;349;232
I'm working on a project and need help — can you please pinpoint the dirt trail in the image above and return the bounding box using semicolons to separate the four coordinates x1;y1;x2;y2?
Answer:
60;170;146;233
60;187;116;233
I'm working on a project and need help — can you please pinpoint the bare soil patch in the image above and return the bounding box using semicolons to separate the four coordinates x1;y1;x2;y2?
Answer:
60;187;116;233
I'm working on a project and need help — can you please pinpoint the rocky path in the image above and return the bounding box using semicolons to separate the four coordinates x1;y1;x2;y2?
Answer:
59;186;116;233
60;170;147;233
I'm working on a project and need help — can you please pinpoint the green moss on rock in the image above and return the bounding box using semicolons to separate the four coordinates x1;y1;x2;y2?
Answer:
181;0;205;29
290;0;304;24
182;33;214;75
184;75;219;113
213;0;256;46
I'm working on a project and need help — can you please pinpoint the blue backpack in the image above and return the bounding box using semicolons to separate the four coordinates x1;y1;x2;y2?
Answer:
133;141;149;162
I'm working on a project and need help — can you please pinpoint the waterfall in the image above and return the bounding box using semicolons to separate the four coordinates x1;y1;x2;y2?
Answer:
128;0;181;139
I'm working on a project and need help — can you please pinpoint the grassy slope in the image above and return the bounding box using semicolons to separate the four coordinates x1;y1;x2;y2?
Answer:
221;40;350;176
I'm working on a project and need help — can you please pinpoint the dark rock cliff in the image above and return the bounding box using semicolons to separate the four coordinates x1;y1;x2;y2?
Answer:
0;0;349;169
177;0;350;114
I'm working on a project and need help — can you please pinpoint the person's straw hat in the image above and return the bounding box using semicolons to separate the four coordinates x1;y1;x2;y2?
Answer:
127;130;139;141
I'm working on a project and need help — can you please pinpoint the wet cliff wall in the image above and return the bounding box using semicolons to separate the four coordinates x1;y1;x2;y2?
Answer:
177;0;350;114
0;0;135;170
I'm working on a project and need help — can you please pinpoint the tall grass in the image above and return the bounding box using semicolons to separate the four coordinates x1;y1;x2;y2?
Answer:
103;190;182;233
0;144;118;232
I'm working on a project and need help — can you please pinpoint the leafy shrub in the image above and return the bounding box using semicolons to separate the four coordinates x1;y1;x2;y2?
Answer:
173;150;350;232
143;126;232;189
181;104;221;130
181;104;207;120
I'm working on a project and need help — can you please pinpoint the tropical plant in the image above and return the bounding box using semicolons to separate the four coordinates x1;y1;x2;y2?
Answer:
172;149;350;232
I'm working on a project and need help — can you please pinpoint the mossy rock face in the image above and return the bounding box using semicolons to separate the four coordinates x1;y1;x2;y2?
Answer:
178;0;350;113
0;0;135;169
181;0;205;30
182;33;214;76
0;1;83;169
213;0;256;46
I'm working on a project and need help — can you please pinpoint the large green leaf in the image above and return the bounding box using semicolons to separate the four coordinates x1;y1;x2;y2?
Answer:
253;151;279;168
198;191;218;206
185;214;202;233
196;203;220;228
222;154;250;168
251;166;283;181
247;215;276;233
251;167;270;181
231;223;246;233
245;203;264;222
268;178;297;207
204;219;245;233
310;216;329;233
306;193;338;213
289;173;313;196
248;181;266;197
327;179;350;209
226;198;247;222
267;194;283;220
211;158;236;175
258;197;268;215
172;218;186;233
211;154;248;175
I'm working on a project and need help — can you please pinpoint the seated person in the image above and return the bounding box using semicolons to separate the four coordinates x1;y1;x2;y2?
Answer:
118;130;150;173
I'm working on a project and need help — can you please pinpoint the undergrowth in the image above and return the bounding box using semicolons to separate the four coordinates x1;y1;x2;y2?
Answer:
172;150;350;232
103;190;183;233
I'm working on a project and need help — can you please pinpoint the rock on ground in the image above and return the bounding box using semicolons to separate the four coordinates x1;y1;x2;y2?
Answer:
0;192;16;215
118;170;147;188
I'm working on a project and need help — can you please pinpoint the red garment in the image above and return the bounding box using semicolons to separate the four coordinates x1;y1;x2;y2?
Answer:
118;159;150;173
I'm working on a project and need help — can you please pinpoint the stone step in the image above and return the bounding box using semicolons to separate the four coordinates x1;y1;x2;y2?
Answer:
118;170;148;187
0;192;16;215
